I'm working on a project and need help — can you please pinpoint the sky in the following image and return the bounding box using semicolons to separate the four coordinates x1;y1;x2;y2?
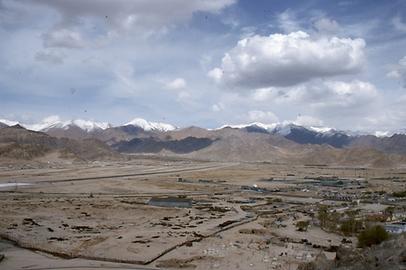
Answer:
0;0;406;132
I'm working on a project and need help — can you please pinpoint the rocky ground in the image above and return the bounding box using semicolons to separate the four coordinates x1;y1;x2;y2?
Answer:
0;158;405;269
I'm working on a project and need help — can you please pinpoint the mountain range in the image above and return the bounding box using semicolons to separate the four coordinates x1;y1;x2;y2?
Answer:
1;117;406;166
0;124;120;162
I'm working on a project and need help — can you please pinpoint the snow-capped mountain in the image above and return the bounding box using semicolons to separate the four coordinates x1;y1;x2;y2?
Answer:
1;116;404;141
0;116;176;133
217;122;278;131
219;122;335;135
39;119;111;132
26;116;112;132
218;122;352;148
0;116;112;132
0;119;19;126
125;118;176;132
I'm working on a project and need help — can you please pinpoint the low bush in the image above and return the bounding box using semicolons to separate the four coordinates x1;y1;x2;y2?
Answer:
357;225;389;248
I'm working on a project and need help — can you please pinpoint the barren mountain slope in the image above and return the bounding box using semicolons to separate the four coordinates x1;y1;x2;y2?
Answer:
0;125;120;161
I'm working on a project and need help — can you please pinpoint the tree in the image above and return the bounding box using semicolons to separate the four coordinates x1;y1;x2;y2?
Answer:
357;225;389;248
392;190;406;198
340;218;363;236
318;205;329;228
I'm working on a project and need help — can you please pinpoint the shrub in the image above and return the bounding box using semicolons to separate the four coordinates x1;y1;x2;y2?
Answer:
340;218;363;236
357;225;389;248
392;190;406;198
296;220;310;231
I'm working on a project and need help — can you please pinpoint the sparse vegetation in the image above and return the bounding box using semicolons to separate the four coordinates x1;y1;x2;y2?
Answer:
392;190;406;198
296;220;310;231
317;205;340;231
340;218;363;236
357;225;389;248
318;206;365;236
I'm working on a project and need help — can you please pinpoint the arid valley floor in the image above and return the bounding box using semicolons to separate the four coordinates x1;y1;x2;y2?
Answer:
0;157;405;270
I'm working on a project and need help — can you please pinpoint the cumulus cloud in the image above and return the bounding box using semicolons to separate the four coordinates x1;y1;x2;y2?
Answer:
166;78;187;90
247;110;278;123
251;80;379;113
285;80;378;109
209;31;365;89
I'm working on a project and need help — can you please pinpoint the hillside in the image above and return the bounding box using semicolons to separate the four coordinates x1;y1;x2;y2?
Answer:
113;127;406;167
350;134;406;155
0;125;120;162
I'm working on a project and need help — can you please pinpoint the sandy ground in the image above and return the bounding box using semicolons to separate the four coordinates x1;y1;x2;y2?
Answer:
0;157;405;269
0;239;159;270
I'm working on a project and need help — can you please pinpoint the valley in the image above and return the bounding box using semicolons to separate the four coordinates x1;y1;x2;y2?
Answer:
0;158;405;269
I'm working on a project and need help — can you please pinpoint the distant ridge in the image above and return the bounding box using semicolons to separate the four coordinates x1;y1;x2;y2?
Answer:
0;125;120;161
2;117;406;163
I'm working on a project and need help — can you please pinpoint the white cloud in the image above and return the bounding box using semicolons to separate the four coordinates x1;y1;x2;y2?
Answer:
207;68;223;83
248;80;379;126
313;18;340;34
252;87;284;101
363;95;406;132
166;78;187;90
392;16;406;32
293;115;323;127
277;10;301;33
247;110;278;123
30;0;235;39
43;29;86;48
210;31;365;89
387;56;406;87
386;70;401;79
286;80;378;109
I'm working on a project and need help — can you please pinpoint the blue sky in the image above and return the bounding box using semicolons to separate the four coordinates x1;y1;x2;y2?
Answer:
0;0;406;131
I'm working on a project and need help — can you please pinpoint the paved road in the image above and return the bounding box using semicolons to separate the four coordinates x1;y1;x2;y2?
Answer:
36;163;236;183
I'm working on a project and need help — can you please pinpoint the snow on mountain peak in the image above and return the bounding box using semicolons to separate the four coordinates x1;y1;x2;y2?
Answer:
70;119;112;131
217;122;278;131
0;119;20;126
217;121;337;136
25;115;65;131
308;126;334;133
0;116;112;132
125;118;176;131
